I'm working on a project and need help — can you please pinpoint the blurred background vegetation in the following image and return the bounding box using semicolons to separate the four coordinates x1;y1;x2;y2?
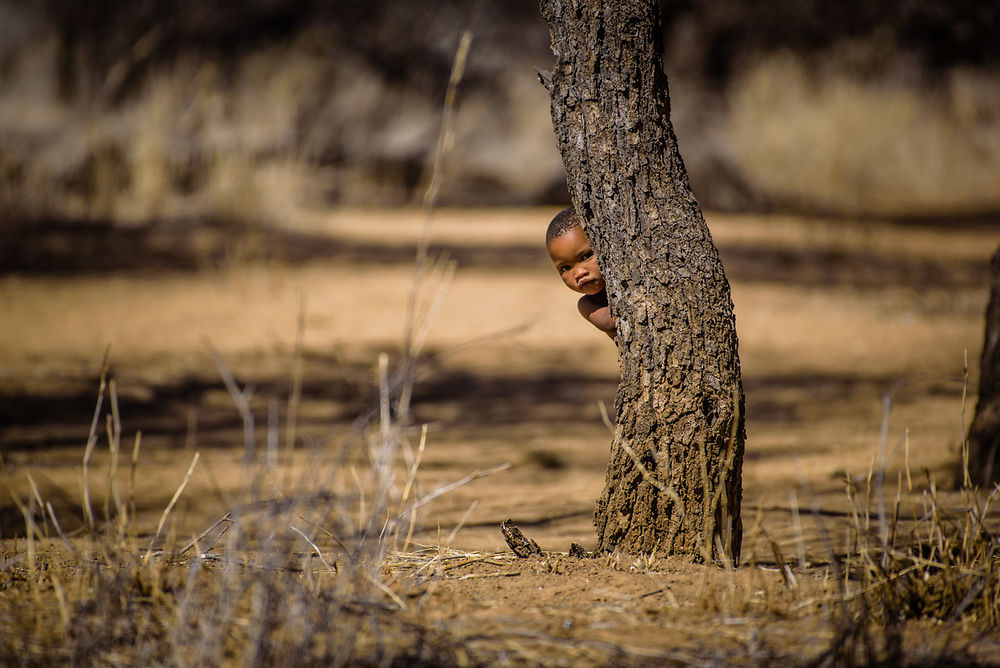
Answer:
1;0;998;231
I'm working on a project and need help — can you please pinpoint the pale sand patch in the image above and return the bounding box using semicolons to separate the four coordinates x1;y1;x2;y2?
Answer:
0;266;614;376
0;265;983;385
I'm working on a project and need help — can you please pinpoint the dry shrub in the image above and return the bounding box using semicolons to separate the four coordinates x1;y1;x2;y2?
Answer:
0;343;487;666
0;32;365;225
0;13;561;224
727;52;1000;218
841;468;1000;627
802;379;1000;666
851;479;999;626
85;48;324;225
800;474;999;667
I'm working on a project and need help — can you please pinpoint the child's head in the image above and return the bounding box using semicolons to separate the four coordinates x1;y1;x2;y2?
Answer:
546;207;606;296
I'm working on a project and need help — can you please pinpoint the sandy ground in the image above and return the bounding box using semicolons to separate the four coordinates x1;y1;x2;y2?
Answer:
2;208;999;662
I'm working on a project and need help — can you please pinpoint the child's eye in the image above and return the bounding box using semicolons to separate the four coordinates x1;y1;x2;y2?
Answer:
581;251;593;260
559;265;571;273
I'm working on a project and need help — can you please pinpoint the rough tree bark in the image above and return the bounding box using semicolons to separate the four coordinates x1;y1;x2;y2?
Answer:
540;0;745;561
964;245;1000;488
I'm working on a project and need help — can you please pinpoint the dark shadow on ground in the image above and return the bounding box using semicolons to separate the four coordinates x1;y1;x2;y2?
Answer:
0;216;547;276
0;345;935;456
719;244;988;289
1;216;992;289
0;359;617;453
0;356;962;537
0;355;372;452
742;372;962;425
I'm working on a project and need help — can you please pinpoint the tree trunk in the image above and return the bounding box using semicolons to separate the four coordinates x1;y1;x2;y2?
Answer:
964;245;1000;488
540;0;745;562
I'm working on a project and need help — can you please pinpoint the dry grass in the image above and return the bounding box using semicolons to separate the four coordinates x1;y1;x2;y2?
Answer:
727;53;1000;217
0;19;559;222
3;16;1000;223
4;400;998;666
0;32;347;224
1;328;509;665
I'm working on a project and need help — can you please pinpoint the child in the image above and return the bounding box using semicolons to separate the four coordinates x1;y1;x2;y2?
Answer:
546;207;617;340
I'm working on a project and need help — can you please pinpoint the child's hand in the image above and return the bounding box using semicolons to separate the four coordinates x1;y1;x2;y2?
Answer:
578;292;617;339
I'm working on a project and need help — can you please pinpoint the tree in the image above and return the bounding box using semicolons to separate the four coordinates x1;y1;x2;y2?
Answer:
539;0;745;562
964;245;1000;488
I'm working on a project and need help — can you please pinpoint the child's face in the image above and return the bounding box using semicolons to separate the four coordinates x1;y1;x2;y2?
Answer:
547;226;606;295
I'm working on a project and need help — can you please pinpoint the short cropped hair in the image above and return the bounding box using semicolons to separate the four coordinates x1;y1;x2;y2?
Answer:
546;206;581;243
